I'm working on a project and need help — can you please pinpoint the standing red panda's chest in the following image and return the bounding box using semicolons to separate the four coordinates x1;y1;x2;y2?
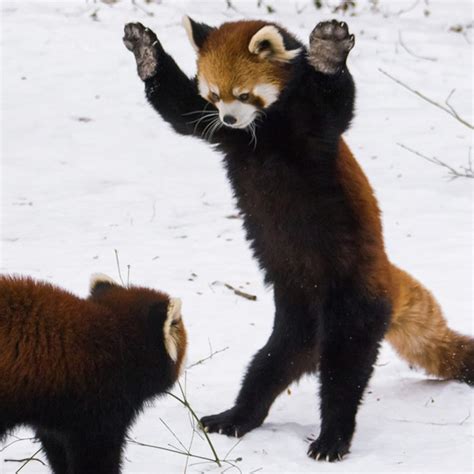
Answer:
222;146;362;288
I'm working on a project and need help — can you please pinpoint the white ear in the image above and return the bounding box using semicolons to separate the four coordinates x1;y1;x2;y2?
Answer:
89;273;119;291
249;25;301;62
182;16;214;52
182;16;199;52
164;297;183;362
167;297;182;322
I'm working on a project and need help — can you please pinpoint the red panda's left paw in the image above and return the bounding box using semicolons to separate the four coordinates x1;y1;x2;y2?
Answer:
123;23;162;81
308;20;355;75
307;434;350;462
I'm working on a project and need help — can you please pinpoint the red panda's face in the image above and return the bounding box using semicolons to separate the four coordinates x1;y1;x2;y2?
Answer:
184;18;302;130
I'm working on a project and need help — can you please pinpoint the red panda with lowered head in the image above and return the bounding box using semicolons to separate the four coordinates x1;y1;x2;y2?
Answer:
0;274;187;474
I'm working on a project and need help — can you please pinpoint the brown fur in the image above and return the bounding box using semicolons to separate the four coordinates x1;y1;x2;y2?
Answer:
0;276;187;405
198;21;292;103
336;140;473;383
387;265;473;383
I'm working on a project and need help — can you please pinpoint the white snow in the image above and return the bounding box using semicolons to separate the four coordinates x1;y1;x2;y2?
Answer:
1;0;472;472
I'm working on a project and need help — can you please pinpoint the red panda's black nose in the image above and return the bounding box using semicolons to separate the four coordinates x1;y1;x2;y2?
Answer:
223;115;237;125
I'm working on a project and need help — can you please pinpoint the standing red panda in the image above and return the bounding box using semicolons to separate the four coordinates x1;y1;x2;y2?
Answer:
123;18;473;461
0;274;187;474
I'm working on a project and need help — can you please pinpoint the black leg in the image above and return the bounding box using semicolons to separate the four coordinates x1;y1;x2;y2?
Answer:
67;430;126;474
36;430;69;474
308;288;390;461
201;286;319;437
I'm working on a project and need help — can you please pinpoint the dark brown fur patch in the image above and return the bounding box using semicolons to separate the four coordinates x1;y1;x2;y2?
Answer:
0;276;187;401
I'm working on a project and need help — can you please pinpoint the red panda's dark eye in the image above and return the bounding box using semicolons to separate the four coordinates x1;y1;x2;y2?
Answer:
210;92;220;102
238;93;250;102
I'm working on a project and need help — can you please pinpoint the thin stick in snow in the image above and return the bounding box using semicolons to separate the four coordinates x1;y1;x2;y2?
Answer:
187;346;230;369
379;69;473;129
398;143;474;179
398;31;437;61
224;283;257;301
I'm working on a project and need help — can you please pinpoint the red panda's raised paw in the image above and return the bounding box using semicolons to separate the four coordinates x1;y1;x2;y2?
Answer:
308;19;355;75
123;22;162;81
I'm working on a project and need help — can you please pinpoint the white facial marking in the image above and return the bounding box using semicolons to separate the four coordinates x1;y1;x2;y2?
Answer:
89;273;118;291
233;87;250;97
254;83;280;108
198;75;210;99
209;84;220;95
216;100;257;129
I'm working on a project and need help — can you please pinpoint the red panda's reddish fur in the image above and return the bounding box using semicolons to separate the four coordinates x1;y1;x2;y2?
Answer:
198;21;292;103
0;275;187;473
337;140;474;384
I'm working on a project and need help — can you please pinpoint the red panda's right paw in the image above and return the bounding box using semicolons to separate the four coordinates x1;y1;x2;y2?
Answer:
200;407;264;438
123;23;162;81
308;20;355;75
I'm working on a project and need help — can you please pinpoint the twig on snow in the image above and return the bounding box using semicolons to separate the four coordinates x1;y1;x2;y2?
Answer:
187;346;229;369
0;437;36;453
126;381;243;472
5;448;44;473
379;69;473;129
398;143;474;180
221;282;257;301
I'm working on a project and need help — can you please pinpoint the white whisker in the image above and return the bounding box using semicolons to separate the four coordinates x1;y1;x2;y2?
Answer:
201;117;219;141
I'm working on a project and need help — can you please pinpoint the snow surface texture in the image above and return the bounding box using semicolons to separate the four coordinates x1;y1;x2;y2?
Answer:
1;0;472;472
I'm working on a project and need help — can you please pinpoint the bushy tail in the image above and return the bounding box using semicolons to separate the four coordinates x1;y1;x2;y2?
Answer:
385;264;474;385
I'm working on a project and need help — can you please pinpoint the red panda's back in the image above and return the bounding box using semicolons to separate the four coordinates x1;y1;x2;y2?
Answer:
0;276;110;401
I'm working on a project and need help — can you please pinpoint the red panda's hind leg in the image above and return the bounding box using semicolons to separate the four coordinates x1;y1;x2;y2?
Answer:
200;286;319;438
36;429;69;474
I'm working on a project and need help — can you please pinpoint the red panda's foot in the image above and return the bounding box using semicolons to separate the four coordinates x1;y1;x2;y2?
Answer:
307;432;351;462
309;20;355;75
200;406;265;438
123;22;162;81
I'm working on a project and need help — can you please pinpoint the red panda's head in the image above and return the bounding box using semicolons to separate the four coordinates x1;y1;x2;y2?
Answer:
89;274;187;378
183;17;302;129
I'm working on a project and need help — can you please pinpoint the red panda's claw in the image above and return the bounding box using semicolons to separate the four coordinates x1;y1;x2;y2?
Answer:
123;22;161;81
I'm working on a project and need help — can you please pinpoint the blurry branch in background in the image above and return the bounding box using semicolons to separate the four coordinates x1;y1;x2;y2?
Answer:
379;69;473;130
398;144;474;180
131;0;155;16
398;31;437;61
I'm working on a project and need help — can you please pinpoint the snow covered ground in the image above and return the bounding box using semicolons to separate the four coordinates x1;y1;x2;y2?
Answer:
1;0;472;472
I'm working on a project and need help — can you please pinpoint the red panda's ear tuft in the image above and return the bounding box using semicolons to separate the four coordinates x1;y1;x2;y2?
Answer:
182;16;215;52
89;273;119;297
249;25;301;62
